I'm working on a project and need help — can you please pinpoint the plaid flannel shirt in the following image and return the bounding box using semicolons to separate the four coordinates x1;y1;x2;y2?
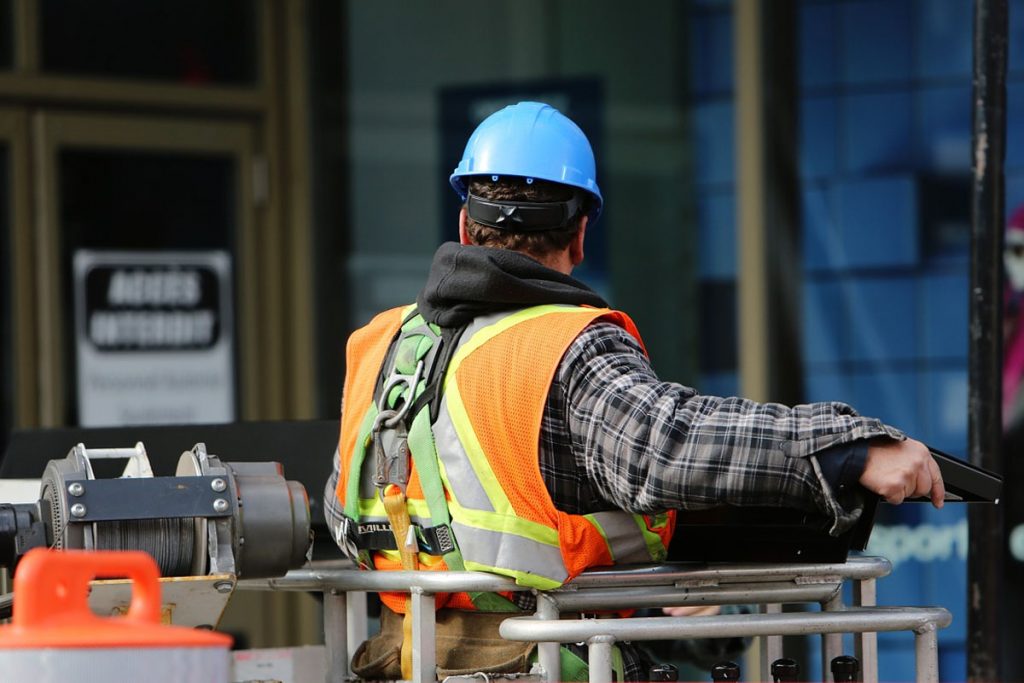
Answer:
325;318;903;558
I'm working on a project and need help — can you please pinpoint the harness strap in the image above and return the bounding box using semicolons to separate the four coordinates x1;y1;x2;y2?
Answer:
382;484;418;679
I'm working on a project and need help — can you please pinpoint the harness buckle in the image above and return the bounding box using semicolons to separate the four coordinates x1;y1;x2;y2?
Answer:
372;359;424;493
334;517;360;561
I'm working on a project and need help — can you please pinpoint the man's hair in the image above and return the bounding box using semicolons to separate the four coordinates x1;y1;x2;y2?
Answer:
464;177;588;260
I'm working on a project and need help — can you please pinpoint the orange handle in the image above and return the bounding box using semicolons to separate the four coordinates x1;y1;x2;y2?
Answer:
12;549;162;628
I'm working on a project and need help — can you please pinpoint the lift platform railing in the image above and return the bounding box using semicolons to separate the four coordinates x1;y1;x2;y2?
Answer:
238;556;951;683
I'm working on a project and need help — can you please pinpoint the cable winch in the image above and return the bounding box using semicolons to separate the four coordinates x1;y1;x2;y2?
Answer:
1;441;311;579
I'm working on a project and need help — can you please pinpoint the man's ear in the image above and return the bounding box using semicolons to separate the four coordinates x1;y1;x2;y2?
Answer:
459;207;472;245
569;215;588;266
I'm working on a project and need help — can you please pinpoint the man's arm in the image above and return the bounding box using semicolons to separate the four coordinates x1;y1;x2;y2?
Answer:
558;323;943;528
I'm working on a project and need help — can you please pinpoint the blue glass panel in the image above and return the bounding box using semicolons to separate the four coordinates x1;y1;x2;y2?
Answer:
698;371;738;398
799;2;838;88
917;86;972;173
800;96;837;179
804;369;854;405
915;0;972;80
841;91;914;174
1009;173;1024;216
803;278;845;366
837;176;919;269
1012;0;1024;74
845;276;918;363
802;184;839;271
689;10;733;96
1009;82;1024;171
923;368;969;452
697;191;736;279
693;101;735;186
868;504;968;680
848;367;920;438
840;0;912;85
920;273;968;360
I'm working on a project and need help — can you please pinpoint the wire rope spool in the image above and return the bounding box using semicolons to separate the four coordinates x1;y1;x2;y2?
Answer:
33;441;311;579
92;518;196;578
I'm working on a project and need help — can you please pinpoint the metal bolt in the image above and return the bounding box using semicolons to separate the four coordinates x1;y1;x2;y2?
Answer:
70;503;87;518
212;498;229;513
213;580;233;594
68;482;85;497
210;478;226;493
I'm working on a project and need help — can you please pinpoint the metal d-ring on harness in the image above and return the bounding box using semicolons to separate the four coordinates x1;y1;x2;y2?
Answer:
372;357;425;499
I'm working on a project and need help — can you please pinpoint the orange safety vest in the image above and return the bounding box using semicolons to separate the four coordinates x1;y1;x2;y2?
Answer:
336;304;676;613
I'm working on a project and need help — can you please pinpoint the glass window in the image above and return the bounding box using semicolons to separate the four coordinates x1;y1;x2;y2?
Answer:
0;146;10;452
795;1;976;680
0;0;12;70
57;149;237;425
40;0;258;85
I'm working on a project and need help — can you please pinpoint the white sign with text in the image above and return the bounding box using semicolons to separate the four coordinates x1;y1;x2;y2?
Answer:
74;250;236;426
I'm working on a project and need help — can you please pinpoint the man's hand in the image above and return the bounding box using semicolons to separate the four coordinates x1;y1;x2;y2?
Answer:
662;605;721;617
858;438;945;508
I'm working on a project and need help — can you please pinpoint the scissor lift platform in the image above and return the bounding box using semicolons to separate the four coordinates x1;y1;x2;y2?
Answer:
239;556;951;683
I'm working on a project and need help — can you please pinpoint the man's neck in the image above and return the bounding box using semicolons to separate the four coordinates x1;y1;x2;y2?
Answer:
515;248;572;275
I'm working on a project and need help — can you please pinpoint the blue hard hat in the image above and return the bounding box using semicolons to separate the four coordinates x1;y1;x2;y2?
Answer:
450;101;603;224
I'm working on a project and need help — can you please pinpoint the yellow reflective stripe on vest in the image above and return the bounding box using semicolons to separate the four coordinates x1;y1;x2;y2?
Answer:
462;558;564;591
441;376;515;514
343;405;380;520
449;520;566;588
445;492;560;548
635;513;670;562
585;512;656;564
432;394;495;512
448;304;598;370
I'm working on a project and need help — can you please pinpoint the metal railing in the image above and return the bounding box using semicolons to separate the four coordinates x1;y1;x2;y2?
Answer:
238;556;951;683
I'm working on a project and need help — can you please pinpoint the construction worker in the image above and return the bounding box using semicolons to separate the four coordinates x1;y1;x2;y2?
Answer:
324;101;945;681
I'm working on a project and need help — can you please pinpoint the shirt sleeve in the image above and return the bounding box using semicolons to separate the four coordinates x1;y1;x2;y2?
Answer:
816;440;870;494
557;322;902;534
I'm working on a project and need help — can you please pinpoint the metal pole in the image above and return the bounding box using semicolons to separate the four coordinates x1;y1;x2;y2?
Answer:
968;0;1008;681
411;588;436;683
915;627;941;683
759;603;783;682
853;579;878;683
734;0;801;405
820;592;845;683
346;590;368;667
536;593;562;683
587;635;615;683
323;589;348;683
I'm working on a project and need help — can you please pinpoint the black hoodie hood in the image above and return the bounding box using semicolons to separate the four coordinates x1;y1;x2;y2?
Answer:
415;242;607;327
